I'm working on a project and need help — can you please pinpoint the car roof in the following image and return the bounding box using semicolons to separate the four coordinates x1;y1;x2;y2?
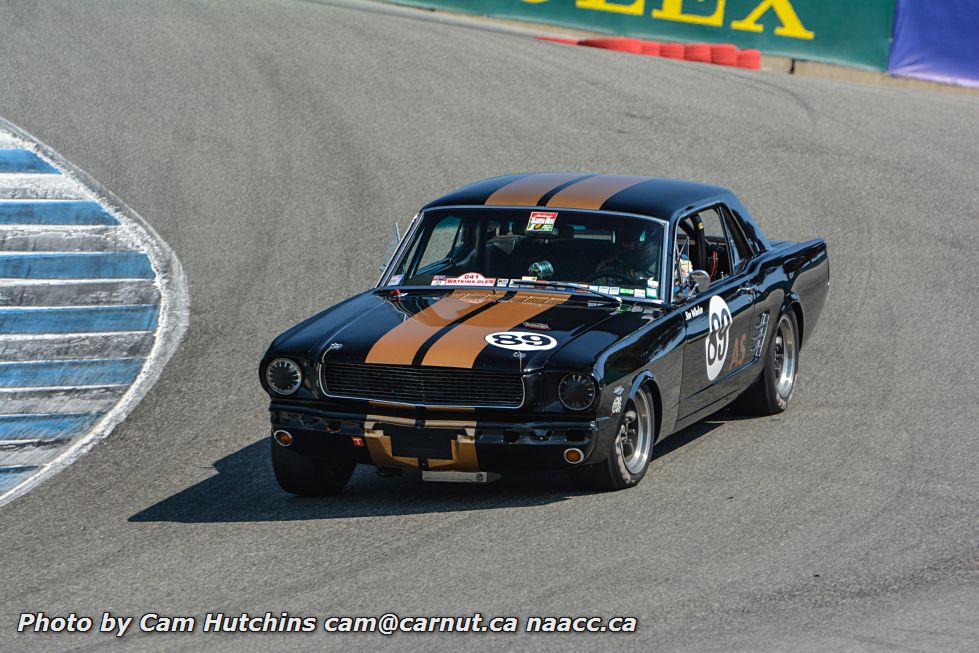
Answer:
421;173;733;220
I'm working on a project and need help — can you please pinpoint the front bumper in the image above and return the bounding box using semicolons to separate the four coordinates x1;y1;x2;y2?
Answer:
270;405;615;472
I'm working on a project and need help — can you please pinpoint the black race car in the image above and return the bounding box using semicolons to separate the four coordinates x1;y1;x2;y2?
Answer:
260;174;829;493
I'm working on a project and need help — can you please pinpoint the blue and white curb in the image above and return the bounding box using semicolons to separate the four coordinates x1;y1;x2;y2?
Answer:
0;120;188;506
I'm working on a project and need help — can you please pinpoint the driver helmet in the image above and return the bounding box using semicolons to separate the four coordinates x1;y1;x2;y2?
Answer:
618;222;659;273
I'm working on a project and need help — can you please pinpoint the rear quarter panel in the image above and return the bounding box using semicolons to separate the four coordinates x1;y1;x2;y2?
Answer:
754;239;829;348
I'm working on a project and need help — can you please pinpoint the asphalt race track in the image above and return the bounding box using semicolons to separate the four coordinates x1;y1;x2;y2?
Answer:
1;1;977;650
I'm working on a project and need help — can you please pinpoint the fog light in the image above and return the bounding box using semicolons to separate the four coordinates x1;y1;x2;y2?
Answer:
273;429;293;447
564;447;584;464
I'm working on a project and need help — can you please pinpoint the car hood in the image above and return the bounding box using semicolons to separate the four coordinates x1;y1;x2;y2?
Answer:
269;288;659;373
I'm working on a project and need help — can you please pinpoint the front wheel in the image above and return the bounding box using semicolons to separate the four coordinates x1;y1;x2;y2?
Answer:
271;439;356;496
737;310;799;415
571;387;655;491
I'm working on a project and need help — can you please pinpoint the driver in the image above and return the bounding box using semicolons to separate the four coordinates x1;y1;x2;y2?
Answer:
595;222;660;282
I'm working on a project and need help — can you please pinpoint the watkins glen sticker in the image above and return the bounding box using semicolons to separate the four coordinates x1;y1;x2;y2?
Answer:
527;211;557;232
432;272;496;286
484;331;557;351
705;295;732;381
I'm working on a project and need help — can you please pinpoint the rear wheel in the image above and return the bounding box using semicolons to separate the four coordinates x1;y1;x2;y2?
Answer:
571;387;654;491
271;439;356;496
737;310;799;415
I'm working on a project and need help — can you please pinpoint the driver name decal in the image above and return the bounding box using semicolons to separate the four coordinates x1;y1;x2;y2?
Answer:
485;331;558;351
705;295;732;381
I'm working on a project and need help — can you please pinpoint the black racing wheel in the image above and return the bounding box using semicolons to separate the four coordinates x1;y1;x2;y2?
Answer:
736;309;799;415
571;386;654;491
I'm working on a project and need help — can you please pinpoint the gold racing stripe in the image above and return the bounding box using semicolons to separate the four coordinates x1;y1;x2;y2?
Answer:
545;174;647;210
420;292;569;368
484;173;584;206
365;289;504;365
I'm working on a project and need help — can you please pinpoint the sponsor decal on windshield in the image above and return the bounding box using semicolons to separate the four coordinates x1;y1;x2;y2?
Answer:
432;272;497;287
527;211;557;233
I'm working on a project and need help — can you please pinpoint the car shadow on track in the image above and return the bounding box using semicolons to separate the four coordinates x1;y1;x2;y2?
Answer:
128;416;731;523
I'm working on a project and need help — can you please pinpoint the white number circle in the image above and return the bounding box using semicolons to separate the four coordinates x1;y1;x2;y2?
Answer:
484;331;557;351
705;295;732;381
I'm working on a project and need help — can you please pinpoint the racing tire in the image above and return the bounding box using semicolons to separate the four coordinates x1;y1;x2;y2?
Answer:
271;439;356;496
571;387;654;491
736;310;799;415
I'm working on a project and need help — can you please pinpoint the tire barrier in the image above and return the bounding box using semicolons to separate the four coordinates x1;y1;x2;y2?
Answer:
578;37;643;54
684;43;712;63
736;48;762;70
710;44;739;66
640;40;662;56
536;35;762;70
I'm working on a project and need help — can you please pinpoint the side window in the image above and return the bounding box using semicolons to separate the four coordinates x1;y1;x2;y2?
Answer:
722;208;754;273
673;216;697;290
417;216;462;270
698;207;732;283
728;207;765;255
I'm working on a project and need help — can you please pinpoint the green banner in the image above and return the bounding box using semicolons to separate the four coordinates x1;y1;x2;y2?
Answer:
389;0;896;70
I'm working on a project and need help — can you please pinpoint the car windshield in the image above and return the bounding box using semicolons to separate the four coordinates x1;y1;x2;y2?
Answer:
383;208;666;300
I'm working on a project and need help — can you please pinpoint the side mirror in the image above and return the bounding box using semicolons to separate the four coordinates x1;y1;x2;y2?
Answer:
687;269;710;294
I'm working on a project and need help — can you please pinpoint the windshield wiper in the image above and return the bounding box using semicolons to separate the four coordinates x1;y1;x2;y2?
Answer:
506;279;621;304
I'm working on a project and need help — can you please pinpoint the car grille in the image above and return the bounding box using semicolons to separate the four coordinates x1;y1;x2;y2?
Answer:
322;362;524;408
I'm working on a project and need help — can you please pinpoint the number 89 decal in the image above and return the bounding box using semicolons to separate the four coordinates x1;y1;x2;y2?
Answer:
485;331;558;351
705;295;732;381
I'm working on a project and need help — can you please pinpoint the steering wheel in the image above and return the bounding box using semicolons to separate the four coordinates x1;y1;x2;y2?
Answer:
585;271;634;286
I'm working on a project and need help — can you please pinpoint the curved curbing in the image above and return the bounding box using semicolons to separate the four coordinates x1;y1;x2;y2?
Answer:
0;118;189;507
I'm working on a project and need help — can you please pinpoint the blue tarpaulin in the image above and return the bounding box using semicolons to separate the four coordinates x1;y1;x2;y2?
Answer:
888;0;979;88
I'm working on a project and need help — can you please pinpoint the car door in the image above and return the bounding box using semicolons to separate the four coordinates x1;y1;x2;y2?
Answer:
676;206;758;419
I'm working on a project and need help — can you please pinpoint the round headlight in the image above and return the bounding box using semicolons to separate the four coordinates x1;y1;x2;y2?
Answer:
558;372;597;411
266;358;302;395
